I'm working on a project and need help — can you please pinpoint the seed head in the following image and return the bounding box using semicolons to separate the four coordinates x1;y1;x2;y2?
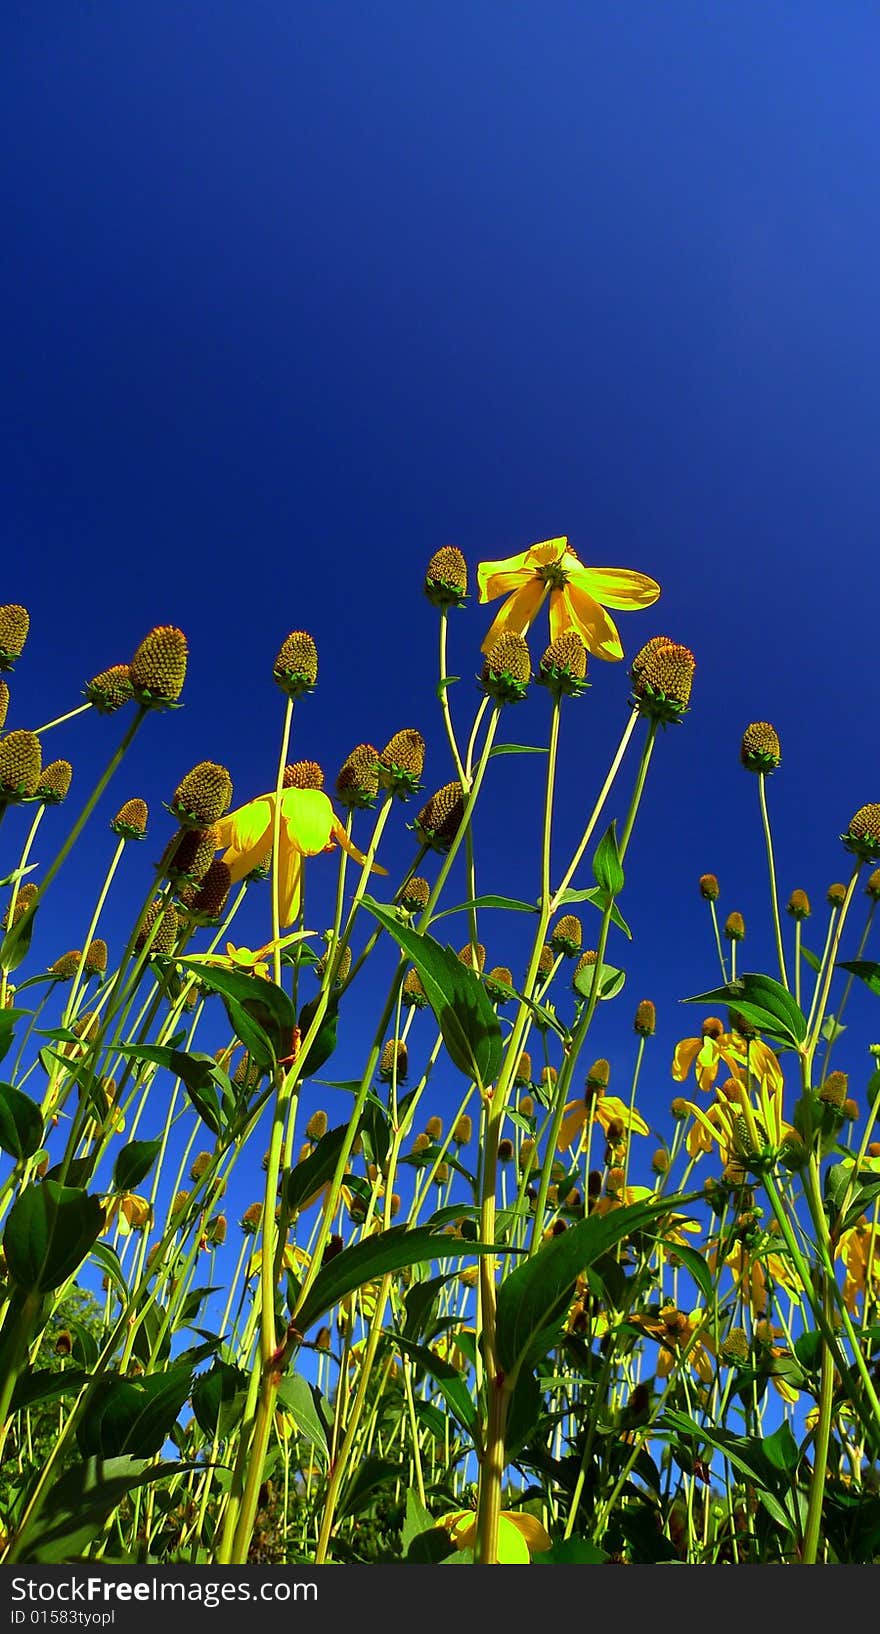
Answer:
586;1059;610;1090
402;966;427;1008
84;939;108;976
379;729;425;798
550;914;582;957
699;873;720;901
819;1070;848;1109
723;912;745;942
425;1115;443;1142
36;760;73;805
315;942;352;984
190;1152;212;1182
335;744;379;810
634;998;656;1036
411;1132;431;1154
453;1114;472;1146
786;889;811;921
651;1148;670;1174
170;761;233;826
519;1094;534;1117
842;1098;859;1121
414;781;465;853
632;638;696;722
457;941;486;974
572;949;598;990
537;943;554;978
129;626;188;707
134;900;179;955
498;1138;515;1163
162;825;218;887
0;730;42;800
273;631;318;699
399;875;430;914
740;722;781;773
480;632;531;704
537;631;589;698
49;951;81;981
0;605;30;670
518;1139;537;1173
84;664;133;714
827;882;848;908
0;681;8;731
514;1052;532;1088
380;1039;408;1083
306;1109;328;1141
485;965;514;1003
721;1327;751;1365
233;1051;262;1090
843;804;880;864
188;860;232;923
425;545;468;608
866;870;880;902
240;1202;263;1235
110;798;148;840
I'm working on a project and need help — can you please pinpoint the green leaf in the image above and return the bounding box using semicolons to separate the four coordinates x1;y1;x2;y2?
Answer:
77;1364;194;1458
435;675;460;695
112;1136;162;1194
89;1242;128;1302
0;903;38;973
820;1015;846;1044
0;1008;29;1065
572;960;626;1003
338;1456;405;1517
430;895;538;922
496;1195;686;1378
296;994;339;1079
285;1123;350;1215
276;1372;330;1466
119;1043;233;1135
402;1487;436;1554
682;972;807;1047
0;1081;43;1161
658;1239;714;1306
661;1410;793;1531
838;960;880;997
173;956;296;1069
394;1335;478;1436
762;1419;799;1473
192;1359;248;1439
294;1224;507;1334
592;820;624;897
534;1538;608;1564
11;1366;89;1412
361;897;502;1086
488;744;549;757
800;945;822;974
8;1457;192;1563
4;1182;105;1293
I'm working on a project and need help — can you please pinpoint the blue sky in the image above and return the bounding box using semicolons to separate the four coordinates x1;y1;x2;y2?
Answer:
3;2;880;1220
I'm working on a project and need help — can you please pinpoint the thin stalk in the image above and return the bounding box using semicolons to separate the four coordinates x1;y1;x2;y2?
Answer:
757;772;789;990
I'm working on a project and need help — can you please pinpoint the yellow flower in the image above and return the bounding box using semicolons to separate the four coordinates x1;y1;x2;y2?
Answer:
477;536;660;661
557;1088;649;1151
631;1306;715;1385
671;1023;740;1093
437;1508;552;1563
214;786;386;927
711;1241;803;1311
836;1216;880;1312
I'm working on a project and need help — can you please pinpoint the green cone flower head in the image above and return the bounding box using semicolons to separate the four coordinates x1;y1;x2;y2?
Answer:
399;875;430;914
379;729;425;798
134;900;179;955
425;545;468;609
740;721;781;773
480;632;531;704
537;631;589;698
634;998;656;1036
632;638;696;723
129;626;188;707
161;825;218;887
723;911;745;942
457;941;486;973
827;881;847;907
414;780;465;853
84;664;133;714
402;967;428;1008
842;804;880;864
0;730;42;800
36;759;73;805
550;914;582;957
786;889;811;920
335;743;379;809
284;760;325;791
485;965;514;1003
170;761;233;827
273;630;318;699
110;797;148;840
0;605;30;671
84;938;108;977
380;1038;408;1083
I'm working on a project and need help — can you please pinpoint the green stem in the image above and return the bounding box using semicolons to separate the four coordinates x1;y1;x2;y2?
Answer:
758;772;789;990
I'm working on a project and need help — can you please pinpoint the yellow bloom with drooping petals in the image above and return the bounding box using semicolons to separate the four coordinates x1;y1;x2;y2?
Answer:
477;537;660;661
214;786;386;927
672;1022;741;1093
711;1240;803;1312
557;1088;649;1152
437;1508;552;1563
837;1216;880;1312
631;1306;715;1386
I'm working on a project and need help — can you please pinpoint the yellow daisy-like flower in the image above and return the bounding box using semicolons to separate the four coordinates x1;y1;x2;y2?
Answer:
214;787;386;927
557;1088;649;1152
477;536;660;661
631;1306;715;1386
437;1508;552;1564
671;1021;740;1093
836;1215;880;1312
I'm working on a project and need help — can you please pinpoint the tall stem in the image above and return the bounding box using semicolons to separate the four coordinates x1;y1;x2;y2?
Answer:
757;773;789;990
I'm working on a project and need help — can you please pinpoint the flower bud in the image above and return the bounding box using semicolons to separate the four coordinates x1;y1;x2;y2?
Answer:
273;631;317;699
740;722;781;773
425;545;468;609
129;626;188;707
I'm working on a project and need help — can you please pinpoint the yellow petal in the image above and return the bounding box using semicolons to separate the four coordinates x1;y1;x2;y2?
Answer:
557;1101;587;1151
279;787;336;856
477;562;535;603
523;536;568;568
566;565;661;611
480;579;546;655
495;1517;532;1564
215;797;273;856
276;836;304;927
331;820;389;875
557;582;624;660
504;1512;552;1555
597;1094;649;1137
671;1038;701;1082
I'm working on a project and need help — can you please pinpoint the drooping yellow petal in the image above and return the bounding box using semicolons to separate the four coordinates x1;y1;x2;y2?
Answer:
557;1100;588;1151
595;1094;649;1137
480;578;547;655
523;537;569;568
477;560;536;603
215;797;274;856
279;787;336;856
566;565;661;612
330;820;389;875
495;1517;533;1564
555;582;624;661
671;1037;701;1082
504;1512;552;1555
276;834;304;927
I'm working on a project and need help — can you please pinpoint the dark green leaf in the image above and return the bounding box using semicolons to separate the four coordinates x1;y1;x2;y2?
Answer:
488;744;549;757
8;1457;191;1564
431;895;538;921
276;1372;330;1465
192;1360;247;1439
683;972;807;1047
294;1224;507;1335
762;1419;800;1473
285;1123;350;1215
394;1335;477;1436
4;1182;105;1293
592;821;624;897
112;1136;162;1194
77;1364;194;1458
0;1081;43;1161
839;960;880;998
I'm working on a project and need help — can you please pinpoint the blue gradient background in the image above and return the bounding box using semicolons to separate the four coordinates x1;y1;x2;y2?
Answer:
3;3;880;1224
